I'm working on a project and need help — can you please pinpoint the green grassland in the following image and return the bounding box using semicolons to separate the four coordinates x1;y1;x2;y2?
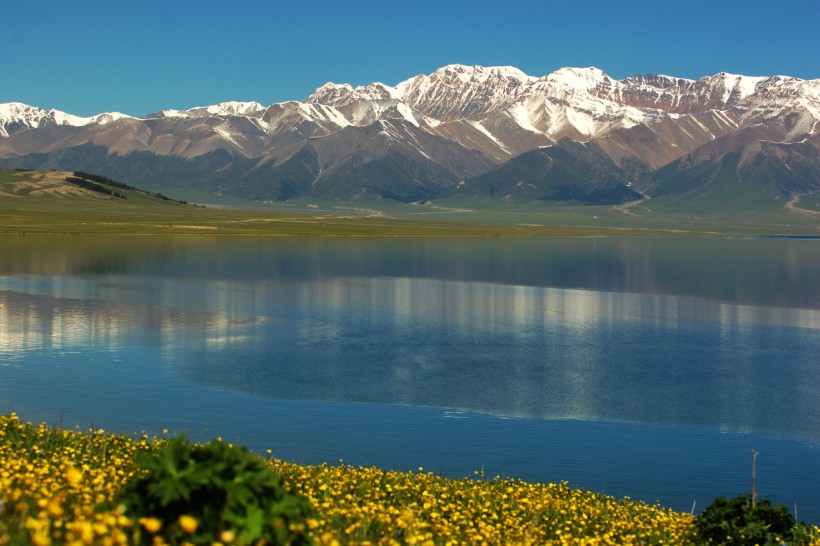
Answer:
2;169;819;237
0;170;574;237
424;190;820;236
796;192;820;212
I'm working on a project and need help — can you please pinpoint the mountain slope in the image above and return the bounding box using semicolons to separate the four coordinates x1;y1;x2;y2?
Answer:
441;140;643;204
647;133;820;211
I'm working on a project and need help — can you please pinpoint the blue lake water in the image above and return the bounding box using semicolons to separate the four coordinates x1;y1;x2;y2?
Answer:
0;236;818;521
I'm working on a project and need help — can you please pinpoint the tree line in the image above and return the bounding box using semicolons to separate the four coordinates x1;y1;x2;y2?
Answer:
72;171;192;205
65;176;127;199
73;171;137;192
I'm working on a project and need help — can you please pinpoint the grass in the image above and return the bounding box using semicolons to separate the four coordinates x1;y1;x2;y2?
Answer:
423;194;820;237
3;169;818;237
798;193;820;212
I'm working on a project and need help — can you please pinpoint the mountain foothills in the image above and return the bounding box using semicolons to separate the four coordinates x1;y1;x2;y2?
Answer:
1;65;818;208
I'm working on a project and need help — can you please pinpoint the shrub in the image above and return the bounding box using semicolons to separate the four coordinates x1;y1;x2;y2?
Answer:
694;494;806;545
115;436;313;545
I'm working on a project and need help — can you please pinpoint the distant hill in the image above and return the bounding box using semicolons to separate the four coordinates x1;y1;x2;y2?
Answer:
0;168;191;205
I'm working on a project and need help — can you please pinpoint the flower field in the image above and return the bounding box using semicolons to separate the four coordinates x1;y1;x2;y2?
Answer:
270;460;694;545
1;413;816;545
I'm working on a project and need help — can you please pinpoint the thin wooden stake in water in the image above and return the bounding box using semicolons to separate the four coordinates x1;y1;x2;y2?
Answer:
751;449;759;509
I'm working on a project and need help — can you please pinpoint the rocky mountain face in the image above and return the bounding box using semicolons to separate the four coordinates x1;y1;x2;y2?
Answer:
1;65;818;205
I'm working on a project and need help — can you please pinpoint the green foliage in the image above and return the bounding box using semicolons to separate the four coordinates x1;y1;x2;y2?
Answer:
116;436;313;546
694;494;810;545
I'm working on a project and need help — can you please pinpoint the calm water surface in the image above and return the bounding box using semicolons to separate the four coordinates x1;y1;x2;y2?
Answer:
1;236;818;520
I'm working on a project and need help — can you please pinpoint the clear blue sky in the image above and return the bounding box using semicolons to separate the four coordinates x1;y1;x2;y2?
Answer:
3;0;818;117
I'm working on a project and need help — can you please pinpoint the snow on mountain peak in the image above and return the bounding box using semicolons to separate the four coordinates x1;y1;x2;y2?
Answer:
424;64;536;85
0;102;137;137
622;73;695;89
702;72;767;102
315;82;353;92
366;82;402;100
146;101;266;119
308;81;401;107
0;102;45;122
542;67;614;92
201;101;265;116
307;82;353;103
1;102;80;126
309;65;539;116
149;109;186;119
3;65;818;156
392;65;538;121
89;112;133;124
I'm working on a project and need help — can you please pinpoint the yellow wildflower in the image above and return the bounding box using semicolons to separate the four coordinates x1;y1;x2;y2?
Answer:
140;517;162;534
65;465;83;485
178;515;198;534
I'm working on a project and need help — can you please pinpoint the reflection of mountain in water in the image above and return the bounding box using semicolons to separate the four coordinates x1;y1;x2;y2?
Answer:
169;276;819;444
1;238;819;445
2;236;819;308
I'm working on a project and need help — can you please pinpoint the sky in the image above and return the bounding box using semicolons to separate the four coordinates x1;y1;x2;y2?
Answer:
2;0;819;117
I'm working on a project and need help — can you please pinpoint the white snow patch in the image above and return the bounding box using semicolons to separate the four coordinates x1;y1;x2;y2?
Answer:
467;120;510;152
394;102;421;126
713;110;738;129
507;103;542;134
0;102;136;133
380;120;433;161
298;103;350;128
155;109;187;118
249;116;270;133
687;115;714;137
201;101;264;116
544;67;611;93
563;107;597;137
709;73;767;103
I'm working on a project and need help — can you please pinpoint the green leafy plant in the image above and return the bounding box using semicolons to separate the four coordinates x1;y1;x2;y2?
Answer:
694;494;809;545
115;436;313;545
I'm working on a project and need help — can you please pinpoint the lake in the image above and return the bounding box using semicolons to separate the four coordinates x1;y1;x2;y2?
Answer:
0;235;818;521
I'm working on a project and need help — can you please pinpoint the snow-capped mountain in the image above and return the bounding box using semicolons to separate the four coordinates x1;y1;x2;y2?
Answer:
146;101;266;119
0;102;133;138
1;64;818;204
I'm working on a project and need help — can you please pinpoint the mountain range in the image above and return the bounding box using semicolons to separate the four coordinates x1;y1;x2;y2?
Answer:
1;64;818;207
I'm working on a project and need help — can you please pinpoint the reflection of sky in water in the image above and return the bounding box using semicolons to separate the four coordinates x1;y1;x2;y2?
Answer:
189;276;820;443
2;273;818;444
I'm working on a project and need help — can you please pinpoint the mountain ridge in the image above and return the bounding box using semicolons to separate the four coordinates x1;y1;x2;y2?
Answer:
1;64;818;207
